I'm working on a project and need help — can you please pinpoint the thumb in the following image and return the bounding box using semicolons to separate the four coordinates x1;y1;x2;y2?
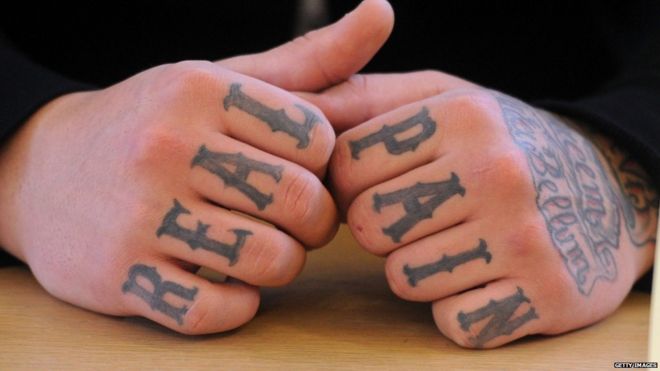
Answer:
300;71;477;133
216;0;394;92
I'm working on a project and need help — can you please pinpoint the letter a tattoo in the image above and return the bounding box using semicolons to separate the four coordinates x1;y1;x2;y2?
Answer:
122;264;198;325
349;107;436;159
192;145;283;210
457;287;538;348
157;199;252;265
404;239;492;287
224;83;319;149
374;172;465;242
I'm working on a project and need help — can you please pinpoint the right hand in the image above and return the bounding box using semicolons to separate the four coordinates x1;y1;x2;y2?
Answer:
0;0;393;334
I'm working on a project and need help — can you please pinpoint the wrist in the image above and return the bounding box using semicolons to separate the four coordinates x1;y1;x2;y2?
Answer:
0;91;91;261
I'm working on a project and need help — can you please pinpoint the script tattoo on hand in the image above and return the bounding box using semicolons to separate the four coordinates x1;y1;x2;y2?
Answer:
157;199;252;265
192;145;283;210
122;264;198;325
596;141;658;247
497;94;621;296
350;107;437;159
403;239;491;287
224;83;319;149
373;172;465;243
457;287;538;348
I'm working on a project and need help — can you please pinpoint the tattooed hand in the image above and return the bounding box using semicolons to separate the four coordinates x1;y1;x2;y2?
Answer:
305;71;658;348
0;0;394;334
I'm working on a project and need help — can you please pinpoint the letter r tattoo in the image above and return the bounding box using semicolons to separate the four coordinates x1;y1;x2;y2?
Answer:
122;264;198;325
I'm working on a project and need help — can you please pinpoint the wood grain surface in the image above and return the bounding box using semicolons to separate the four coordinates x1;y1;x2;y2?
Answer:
0;226;650;370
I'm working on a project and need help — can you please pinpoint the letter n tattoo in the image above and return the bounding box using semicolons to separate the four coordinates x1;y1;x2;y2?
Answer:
157;199;252;265
349;107;436;159
192;145;283;210
373;172;465;242
122;264;198;325
457;287;538;348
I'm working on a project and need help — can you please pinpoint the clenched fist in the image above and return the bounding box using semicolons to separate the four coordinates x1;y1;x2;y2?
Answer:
0;0;394;334
306;71;658;348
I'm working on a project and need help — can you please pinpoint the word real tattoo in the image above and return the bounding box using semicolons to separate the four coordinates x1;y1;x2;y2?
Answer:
122;264;198;325
349;107;436;159
223;83;319;149
403;239;491;287
192;145;283;210
157;199;252;265
599;143;658;247
497;94;620;295
373;172;465;243
457;287;538;348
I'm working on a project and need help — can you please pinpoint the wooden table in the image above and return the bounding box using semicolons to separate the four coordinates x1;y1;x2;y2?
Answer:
0;226;650;370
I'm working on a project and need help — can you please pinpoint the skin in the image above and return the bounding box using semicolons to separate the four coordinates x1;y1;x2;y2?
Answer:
0;0;395;335
303;71;658;348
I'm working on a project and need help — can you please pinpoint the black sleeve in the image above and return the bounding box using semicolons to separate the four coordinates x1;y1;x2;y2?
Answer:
0;36;94;267
534;2;660;292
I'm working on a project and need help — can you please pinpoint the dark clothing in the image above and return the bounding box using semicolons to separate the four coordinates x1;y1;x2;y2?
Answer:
0;1;657;288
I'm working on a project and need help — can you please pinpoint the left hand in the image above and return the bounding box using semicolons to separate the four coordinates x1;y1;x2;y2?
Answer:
303;71;658;348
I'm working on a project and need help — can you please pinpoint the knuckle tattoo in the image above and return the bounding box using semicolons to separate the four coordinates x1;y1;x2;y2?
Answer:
191;145;283;211
349;107;436;160
456;286;538;348
373;173;465;243
121;264;198;326
223;82;319;149
156;199;252;266
403;239;491;288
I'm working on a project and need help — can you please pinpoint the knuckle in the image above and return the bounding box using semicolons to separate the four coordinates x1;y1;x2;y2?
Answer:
451;326;481;349
181;298;211;335
485;151;531;194
250;233;304;286
329;137;357;198
505;219;546;260
129;126;188;169
384;255;412;299
158;60;219;96
282;171;319;226
302;116;335;174
347;196;386;256
444;91;496;129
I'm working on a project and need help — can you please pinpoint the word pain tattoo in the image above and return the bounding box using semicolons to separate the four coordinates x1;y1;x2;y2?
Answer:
373;172;465;243
224;83;319;149
192;145;283;210
122;264;198;325
403;239;491;287
497;94;621;296
157;199;252;265
597;142;658;247
349;107;436;159
458;287;538;348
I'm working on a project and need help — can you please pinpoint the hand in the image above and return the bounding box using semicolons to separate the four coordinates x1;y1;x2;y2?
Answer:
305;71;658;348
0;0;394;334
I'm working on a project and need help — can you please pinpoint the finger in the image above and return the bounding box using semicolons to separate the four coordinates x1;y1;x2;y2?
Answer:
155;199;305;287
189;134;338;248
120;260;259;335
156;61;334;176
217;0;394;92
330;91;495;211
385;222;500;302
302;71;477;132
432;279;543;348
347;155;473;255
218;73;335;177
